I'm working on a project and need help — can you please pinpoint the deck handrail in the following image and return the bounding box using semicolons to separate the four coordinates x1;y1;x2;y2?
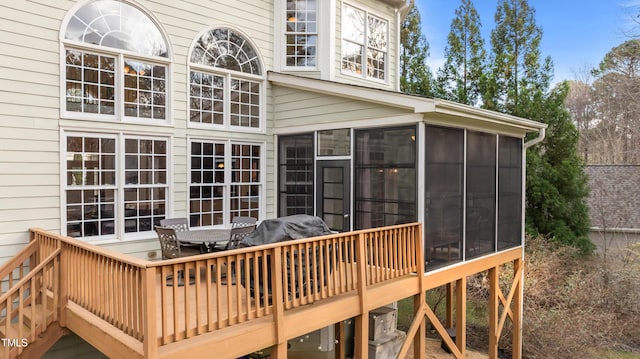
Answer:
0;246;60;359
0;241;38;298
25;223;421;356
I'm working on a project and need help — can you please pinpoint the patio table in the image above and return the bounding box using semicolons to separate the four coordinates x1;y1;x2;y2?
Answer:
176;229;231;252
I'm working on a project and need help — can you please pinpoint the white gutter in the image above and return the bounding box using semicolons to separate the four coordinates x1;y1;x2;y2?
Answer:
524;127;546;148
396;0;414;91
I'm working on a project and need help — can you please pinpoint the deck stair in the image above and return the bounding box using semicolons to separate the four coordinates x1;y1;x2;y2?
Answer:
0;236;62;359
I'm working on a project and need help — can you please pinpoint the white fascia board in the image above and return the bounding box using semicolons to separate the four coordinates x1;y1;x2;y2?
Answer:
433;99;548;133
273;113;423;135
268;72;547;133
268;71;435;113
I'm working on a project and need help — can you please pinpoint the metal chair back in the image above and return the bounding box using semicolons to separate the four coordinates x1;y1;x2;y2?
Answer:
160;218;189;232
156;226;182;259
231;216;257;228
226;224;257;250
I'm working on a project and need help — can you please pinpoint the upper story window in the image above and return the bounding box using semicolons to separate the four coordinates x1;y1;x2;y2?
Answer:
62;1;170;121
341;4;388;81
285;0;318;67
189;28;264;130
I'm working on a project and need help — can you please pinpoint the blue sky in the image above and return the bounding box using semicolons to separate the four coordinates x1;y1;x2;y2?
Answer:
415;0;639;83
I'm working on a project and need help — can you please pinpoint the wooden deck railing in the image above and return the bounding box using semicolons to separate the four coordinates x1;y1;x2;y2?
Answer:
0;234;60;359
22;223;420;357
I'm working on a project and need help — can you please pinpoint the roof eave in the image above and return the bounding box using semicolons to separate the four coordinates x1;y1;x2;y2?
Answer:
433;99;548;132
268;71;435;113
268;72;547;133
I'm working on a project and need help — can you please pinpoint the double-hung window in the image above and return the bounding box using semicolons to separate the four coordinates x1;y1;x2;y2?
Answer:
189;28;264;130
65;133;169;240
341;4;388;81
285;0;318;67
61;1;171;240
62;1;170;122
189;140;263;227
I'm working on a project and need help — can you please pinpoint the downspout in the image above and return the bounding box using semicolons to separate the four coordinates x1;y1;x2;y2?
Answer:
396;0;414;91
519;126;545;359
524;127;546;149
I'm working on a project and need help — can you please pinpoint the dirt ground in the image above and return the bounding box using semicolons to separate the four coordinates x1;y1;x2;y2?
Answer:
405;338;489;359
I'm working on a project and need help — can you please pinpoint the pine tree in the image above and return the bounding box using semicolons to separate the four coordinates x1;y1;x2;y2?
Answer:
485;0;552;115
485;0;593;252
435;0;486;106
400;5;433;96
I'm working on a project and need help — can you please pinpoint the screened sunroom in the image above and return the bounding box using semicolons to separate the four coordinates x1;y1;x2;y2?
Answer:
270;72;545;272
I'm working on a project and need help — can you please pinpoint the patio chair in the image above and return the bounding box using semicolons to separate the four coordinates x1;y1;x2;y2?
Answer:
214;224;257;285
160;217;202;252
160;217;189;232
212;224;257;252
155;226;200;286
231;216;257;228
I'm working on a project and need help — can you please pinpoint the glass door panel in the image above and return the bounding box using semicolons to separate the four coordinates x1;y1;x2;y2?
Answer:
317;161;350;232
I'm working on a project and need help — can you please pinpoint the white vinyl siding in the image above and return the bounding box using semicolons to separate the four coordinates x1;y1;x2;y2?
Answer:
272;85;410;129
0;0;275;270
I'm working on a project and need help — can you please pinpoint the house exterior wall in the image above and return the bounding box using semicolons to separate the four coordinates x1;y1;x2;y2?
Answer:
0;0;408;265
0;0;278;264
272;85;413;130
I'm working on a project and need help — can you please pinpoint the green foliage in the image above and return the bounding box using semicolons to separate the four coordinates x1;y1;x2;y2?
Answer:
400;5;434;96
485;0;552;115
435;0;486;106
483;0;593;252
524;83;593;254
399;0;593;252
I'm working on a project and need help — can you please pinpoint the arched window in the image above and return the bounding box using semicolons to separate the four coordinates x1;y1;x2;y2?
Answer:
62;0;170;120
189;28;264;129
61;1;171;241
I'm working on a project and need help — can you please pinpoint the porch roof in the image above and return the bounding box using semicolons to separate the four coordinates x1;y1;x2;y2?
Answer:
267;71;548;134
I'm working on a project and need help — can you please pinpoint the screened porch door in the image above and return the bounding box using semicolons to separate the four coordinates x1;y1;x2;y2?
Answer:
317;160;351;232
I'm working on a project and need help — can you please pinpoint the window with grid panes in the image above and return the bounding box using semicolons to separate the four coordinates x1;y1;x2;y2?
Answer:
64;134;168;240
62;1;169;121
341;4;388;81
285;0;318;67
189;140;262;227
189;28;263;130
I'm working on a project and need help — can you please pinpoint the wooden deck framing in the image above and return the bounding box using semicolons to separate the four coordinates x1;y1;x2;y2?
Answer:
0;225;524;359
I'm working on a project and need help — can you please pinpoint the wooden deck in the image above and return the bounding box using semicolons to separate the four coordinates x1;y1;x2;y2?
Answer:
1;225;524;359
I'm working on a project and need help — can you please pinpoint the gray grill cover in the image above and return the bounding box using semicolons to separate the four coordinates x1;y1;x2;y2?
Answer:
239;214;334;247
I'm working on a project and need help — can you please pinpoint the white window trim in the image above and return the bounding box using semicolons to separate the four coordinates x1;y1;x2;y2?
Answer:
187;137;266;228
60;129;173;244
282;0;319;71
186;64;266;133
59;42;173;126
340;2;389;83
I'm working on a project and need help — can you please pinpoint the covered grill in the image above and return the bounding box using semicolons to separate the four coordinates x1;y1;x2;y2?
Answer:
238;215;336;301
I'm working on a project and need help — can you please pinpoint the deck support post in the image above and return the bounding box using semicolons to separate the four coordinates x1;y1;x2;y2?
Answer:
512;258;523;359
335;321;346;359
413;225;426;359
58;242;68;328
271;247;288;359
143;266;158;359
455;276;466;358
446;282;454;328
489;266;499;359
354;233;369;359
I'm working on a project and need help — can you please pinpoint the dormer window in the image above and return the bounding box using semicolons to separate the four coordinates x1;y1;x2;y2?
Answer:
341;4;388;81
285;0;318;67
